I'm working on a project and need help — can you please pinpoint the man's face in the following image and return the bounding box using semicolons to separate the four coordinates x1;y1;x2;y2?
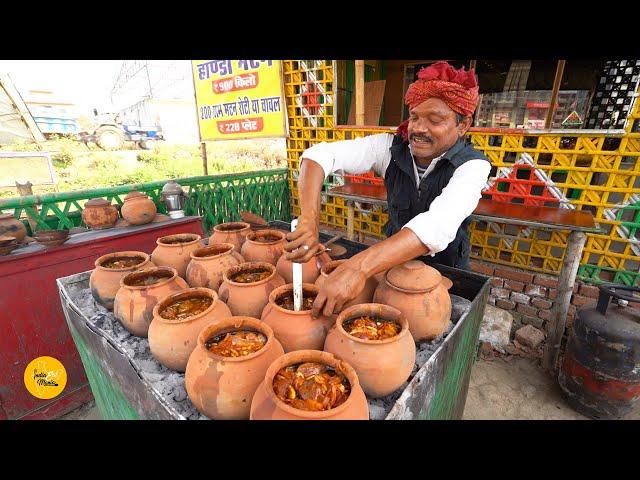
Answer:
407;97;471;162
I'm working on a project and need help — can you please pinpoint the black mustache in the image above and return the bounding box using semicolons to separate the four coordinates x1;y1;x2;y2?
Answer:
409;133;433;143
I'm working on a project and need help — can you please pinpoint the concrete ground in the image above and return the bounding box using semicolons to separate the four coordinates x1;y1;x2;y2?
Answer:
59;355;640;420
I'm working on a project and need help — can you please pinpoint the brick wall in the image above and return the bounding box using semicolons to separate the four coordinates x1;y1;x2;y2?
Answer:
470;259;602;335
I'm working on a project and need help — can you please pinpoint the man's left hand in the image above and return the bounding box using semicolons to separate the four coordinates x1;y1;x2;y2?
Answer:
312;261;368;317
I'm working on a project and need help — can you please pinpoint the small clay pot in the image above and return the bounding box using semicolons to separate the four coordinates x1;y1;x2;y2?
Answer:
324;303;416;398
218;262;285;318
260;283;333;352
186;243;244;291
151;233;202;278
121;191;157;225
81;198;119;230
240;229;286;266
373;260;452;342
314;259;378;309
0;213;27;242
250;349;369;420
185;317;284;420
148;287;232;372
113;267;189;337
90;251;155;310
209;222;251;253
275;251;331;284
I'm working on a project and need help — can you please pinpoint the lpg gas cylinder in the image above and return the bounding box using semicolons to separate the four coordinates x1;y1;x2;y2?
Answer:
559;283;640;419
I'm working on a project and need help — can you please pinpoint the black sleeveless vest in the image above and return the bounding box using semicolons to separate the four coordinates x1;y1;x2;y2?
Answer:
384;135;490;269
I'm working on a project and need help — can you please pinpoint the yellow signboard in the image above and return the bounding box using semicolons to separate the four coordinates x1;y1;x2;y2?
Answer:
191;60;287;140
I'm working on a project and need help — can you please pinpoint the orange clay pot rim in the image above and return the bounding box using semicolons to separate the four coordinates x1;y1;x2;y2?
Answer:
213;221;251;233
94;251;151;271
245;229;286;244
156;233;202;246
197;316;276;362
120;266;179;289
264;349;360;419
268;283;319;315
320;259;347;276
0;213;17;220
153;287;220;324
384;271;440;294
223;261;277;287
191;243;235;260
335;303;409;345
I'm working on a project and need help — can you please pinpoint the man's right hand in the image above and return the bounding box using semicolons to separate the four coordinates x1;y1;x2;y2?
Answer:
283;212;323;263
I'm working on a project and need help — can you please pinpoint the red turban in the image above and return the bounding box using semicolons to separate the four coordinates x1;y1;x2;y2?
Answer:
397;61;479;140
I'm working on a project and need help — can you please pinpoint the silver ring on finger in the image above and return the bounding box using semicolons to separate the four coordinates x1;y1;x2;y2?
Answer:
302;245;310;251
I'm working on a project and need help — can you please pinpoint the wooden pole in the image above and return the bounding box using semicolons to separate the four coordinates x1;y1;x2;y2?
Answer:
544;60;566;129
543;230;587;372
200;141;208;176
15;180;38;233
355;60;365;125
469;60;476;71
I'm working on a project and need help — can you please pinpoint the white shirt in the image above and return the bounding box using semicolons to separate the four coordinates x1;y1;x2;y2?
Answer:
300;133;491;256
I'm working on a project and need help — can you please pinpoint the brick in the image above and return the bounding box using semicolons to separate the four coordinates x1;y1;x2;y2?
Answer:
572;295;595;308
566;316;575;329
510;292;531;305
532;297;553;309
549;288;557;300
487;297;496;306
538;309;553;321
525;284;547;297
494;267;534;284
579;284;600;299
568;305;577;317
515;325;546;349
470;260;494;276
520;315;544;329
491;287;510;299
516;303;539;317
504;279;525;292
534;274;558;288
496;299;516;310
490;277;504;288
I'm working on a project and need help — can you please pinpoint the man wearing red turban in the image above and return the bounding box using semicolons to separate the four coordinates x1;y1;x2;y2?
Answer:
285;61;491;317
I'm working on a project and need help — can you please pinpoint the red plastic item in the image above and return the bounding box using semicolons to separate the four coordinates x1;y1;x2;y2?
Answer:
0;216;204;419
343;170;385;186
482;164;559;207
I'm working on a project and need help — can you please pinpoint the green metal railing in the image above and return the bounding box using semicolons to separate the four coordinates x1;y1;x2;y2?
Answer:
0;169;291;235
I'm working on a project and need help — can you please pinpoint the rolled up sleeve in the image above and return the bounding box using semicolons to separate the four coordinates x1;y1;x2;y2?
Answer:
402;159;491;255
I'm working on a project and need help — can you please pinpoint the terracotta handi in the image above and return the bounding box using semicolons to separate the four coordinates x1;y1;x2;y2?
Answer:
186;243;244;291
240;229;286;265
90;251;155;310
185;316;284;420
148;287;232;372
151;233;202;278
276;250;331;284
260;283;333;352
250;350;369;420
373;260;452;341
0;213;27;242
218;262;285;318
121;191;157;225
315;259;378;309
324;303;416;398
113;267;189;337
81;198;119;229
209;221;251;253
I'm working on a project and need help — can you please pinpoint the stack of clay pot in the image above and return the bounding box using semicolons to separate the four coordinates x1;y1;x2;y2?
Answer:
241;229;286;265
218;262;285;318
151;233;202;278
209;221;251;254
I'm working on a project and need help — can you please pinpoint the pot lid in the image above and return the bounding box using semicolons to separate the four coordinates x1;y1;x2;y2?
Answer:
124;191;146;201
386;260;442;292
85;198;112;207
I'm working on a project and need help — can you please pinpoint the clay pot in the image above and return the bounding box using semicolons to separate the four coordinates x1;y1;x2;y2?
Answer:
149;287;232;372
0;213;27;242
82;198;119;229
241;229;286;265
324;303;416;398
218;262;285;318
151;233;202;278
209;222;251;253
121;191;157;225
113;267;189;337
186;243;244;291
260;283;333;352
250;349;369;420
315;259;378;309
275;250;331;284
185;317;284;420
373;260;452;342
90;251;155;310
